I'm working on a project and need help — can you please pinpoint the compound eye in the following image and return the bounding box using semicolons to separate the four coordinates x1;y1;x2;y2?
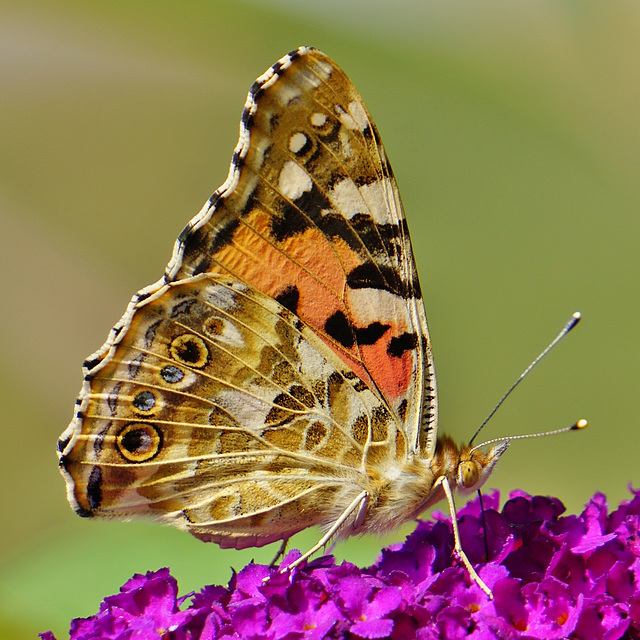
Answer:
458;461;479;489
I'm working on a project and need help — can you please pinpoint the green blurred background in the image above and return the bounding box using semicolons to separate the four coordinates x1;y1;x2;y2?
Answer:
2;1;638;637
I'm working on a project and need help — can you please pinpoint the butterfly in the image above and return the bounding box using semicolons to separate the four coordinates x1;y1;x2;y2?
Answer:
58;46;511;597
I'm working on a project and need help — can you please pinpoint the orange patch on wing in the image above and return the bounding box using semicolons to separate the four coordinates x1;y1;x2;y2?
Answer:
361;338;413;401
206;208;408;395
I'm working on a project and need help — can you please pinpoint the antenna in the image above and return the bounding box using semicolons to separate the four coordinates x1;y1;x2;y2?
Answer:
468;312;582;447
470;418;587;454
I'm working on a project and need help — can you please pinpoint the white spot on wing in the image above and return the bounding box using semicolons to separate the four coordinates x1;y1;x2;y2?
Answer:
359;179;394;225
336;105;358;130
311;112;327;127
329;177;394;224
314;58;332;80
209;320;245;349
335;101;370;132
289;132;308;154
216;390;270;433
330;179;364;218
347;288;410;327
202;284;241;311
348;100;369;131
275;82;302;106
279;161;312;200
297;337;336;382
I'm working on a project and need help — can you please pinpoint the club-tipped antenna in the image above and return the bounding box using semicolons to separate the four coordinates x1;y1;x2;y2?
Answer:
470;418;587;454
468;311;582;447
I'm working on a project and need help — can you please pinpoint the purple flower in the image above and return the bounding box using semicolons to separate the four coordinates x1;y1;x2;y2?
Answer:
42;489;640;640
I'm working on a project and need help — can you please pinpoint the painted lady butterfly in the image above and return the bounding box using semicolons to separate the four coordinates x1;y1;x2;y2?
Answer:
58;47;534;596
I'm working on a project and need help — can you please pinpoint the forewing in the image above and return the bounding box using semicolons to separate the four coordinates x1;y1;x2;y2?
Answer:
58;276;401;548
166;47;437;454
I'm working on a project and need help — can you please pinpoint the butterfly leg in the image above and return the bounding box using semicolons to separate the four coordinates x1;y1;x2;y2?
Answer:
269;539;289;567
435;476;493;599
281;490;368;572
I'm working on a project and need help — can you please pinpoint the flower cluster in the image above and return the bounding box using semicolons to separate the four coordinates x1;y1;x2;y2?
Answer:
42;489;640;639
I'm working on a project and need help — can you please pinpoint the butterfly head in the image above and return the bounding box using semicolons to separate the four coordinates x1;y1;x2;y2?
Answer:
454;439;509;496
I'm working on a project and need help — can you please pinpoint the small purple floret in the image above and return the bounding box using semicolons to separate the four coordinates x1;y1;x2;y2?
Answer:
42;489;640;639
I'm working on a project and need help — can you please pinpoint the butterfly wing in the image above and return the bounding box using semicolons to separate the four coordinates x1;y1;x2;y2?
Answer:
59;276;400;548
59;47;441;546
167;47;438;455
